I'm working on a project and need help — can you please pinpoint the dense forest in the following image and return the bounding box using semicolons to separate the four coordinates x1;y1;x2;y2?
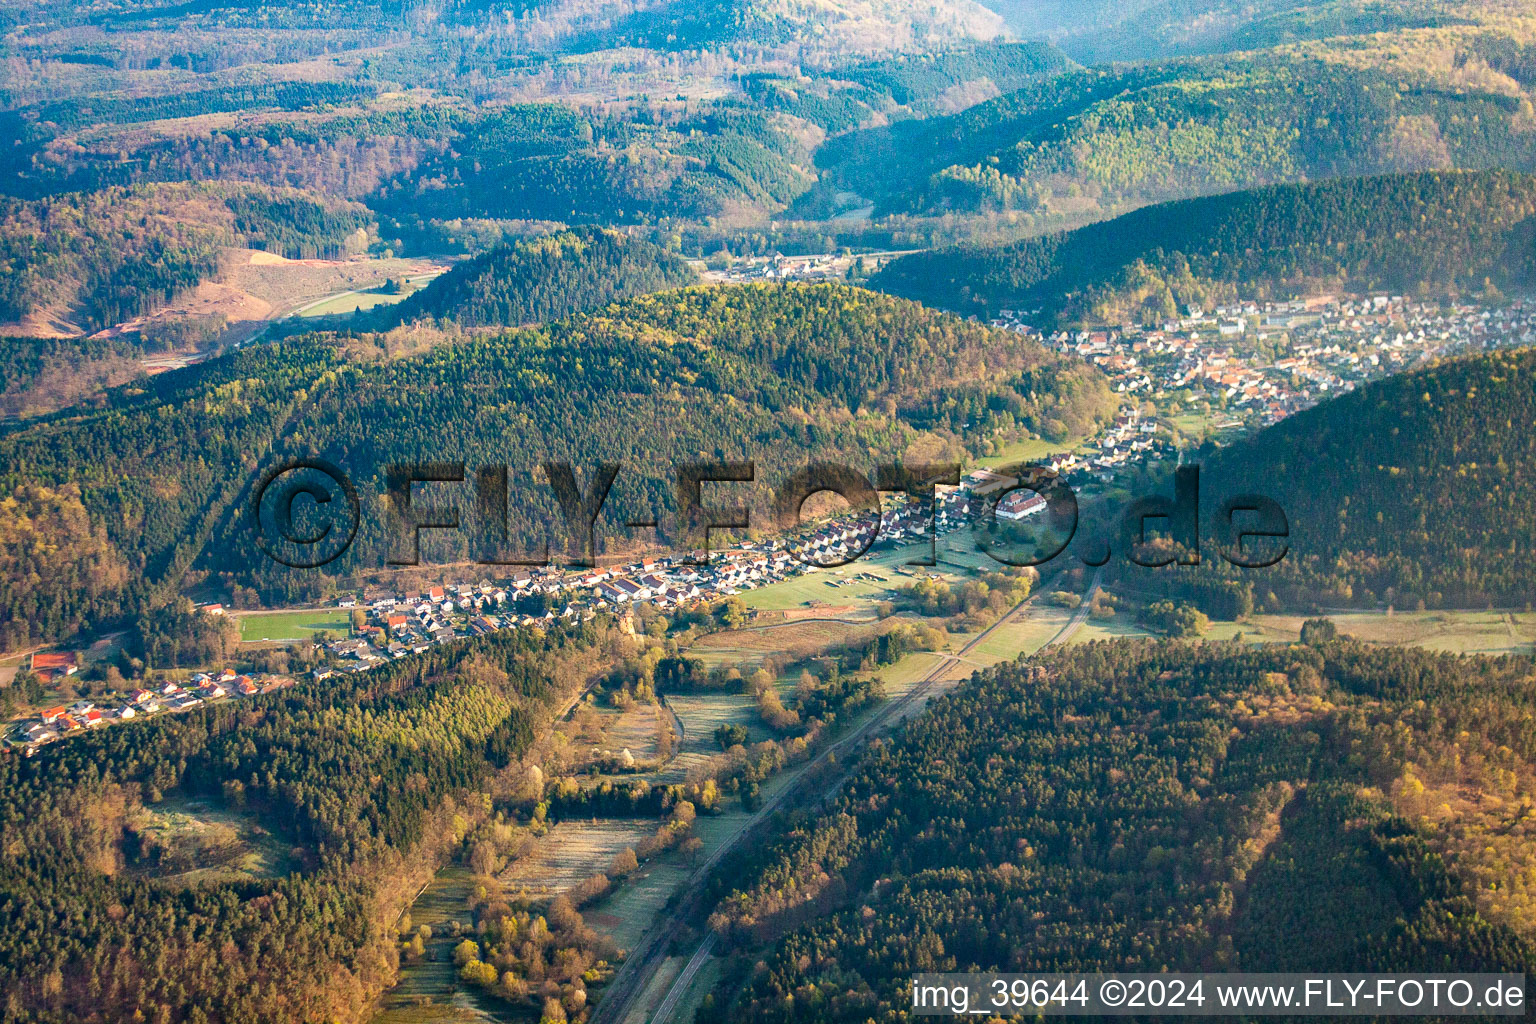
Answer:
0;283;1115;645
808;41;1536;226
0;338;348;649
0;335;151;418
0;183;372;332
710;639;1536;1021
0;616;611;1023
871;170;1536;322
1178;345;1536;610
367;227;696;329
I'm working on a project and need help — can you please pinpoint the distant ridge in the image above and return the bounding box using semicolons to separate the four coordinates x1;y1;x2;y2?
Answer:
872;171;1536;325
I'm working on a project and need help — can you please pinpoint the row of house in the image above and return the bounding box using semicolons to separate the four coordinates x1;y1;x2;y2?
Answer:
15;671;289;752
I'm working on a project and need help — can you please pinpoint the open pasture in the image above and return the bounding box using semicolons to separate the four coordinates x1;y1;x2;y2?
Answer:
1249;610;1536;656
499;820;656;900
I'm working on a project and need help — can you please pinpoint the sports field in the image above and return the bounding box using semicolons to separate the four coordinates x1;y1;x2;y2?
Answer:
237;609;351;642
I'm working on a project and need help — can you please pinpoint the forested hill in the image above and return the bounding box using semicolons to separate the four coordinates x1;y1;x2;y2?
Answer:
871;171;1536;324
0;614;612;1023
0;283;1116;647
1199;345;1536;610
804;24;1536;229
367;228;697;329
0;183;373;334
713;640;1536;1021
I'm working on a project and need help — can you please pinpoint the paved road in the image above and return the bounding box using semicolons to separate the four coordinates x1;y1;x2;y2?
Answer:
595;566;1102;1024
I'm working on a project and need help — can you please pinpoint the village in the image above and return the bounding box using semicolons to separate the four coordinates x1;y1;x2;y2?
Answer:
0;473;1017;755
12;291;1534;756
694;250;912;284
993;295;1536;432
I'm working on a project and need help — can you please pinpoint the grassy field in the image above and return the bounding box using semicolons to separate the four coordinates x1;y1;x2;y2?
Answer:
373;866;503;1024
237;609;351;642
874;650;946;695
587;857;694;953
975;435;1079;470
968;603;1077;666
559;703;664;771
736;560;903;613
128;796;295;885
1250;610;1536;655
690;618;881;665
738;535;999;614
1062;608;1536;655
295;272;442;317
501;819;656;901
659;691;773;784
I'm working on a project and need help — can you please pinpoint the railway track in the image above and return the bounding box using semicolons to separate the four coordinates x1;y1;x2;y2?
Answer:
593;567;1102;1024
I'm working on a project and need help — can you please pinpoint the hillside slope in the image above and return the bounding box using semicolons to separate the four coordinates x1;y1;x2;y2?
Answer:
561;0;1008;58
714;640;1536;1021
982;0;1467;63
0;615;609;1024
0;283;1116;644
0;183;372;334
1200;344;1536;609
808;1;1536;227
871;170;1536;322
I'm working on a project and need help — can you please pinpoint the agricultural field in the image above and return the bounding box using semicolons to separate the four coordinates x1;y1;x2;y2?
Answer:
237;609;352;642
689;618;881;665
499;820;657;902
1249;610;1536;656
373;866;503;1024
294;272;443;317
